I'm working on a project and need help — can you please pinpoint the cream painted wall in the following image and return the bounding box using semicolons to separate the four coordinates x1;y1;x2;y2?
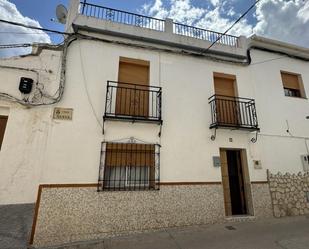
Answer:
0;49;61;204
1;37;309;204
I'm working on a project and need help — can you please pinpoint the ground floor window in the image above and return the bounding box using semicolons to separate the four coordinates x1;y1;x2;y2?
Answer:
98;142;160;191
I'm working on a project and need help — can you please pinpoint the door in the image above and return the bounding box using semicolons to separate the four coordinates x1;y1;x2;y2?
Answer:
116;58;150;117
0;115;8;150
220;149;247;216
214;74;239;125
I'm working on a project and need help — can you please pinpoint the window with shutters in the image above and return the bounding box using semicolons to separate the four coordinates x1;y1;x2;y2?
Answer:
98;142;160;191
281;71;305;98
0;115;8;151
103;57;162;124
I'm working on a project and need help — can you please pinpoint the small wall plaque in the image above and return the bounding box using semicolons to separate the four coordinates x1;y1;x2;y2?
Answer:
53;107;73;121
213;156;221;167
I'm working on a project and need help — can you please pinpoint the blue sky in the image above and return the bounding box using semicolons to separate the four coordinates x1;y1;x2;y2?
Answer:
1;0;309;57
3;0;259;45
8;0;153;44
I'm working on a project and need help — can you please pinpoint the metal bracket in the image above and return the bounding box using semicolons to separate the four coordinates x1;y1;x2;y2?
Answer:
102;118;105;135
251;130;259;143
158;122;163;137
211;128;217;141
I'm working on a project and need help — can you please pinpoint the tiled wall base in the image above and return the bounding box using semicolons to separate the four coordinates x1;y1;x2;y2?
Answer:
31;183;273;247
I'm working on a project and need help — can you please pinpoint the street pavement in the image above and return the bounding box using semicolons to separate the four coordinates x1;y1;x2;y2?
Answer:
0;203;34;249
102;216;309;249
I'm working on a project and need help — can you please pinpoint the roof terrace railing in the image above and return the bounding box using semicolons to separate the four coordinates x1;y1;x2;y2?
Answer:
79;2;240;47
80;2;165;32
173;22;238;47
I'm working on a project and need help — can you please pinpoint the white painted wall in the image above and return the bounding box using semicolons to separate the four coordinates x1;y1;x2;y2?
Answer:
1;35;309;204
0;49;61;204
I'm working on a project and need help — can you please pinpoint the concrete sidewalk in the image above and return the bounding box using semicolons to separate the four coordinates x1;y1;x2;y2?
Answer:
103;216;309;249
0;203;34;249
41;216;309;249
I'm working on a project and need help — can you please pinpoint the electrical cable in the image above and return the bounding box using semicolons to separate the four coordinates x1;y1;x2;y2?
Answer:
250;55;287;66
0;31;63;35
0;43;32;49
78;39;104;130
202;0;261;53
0;34;76;106
0;19;70;35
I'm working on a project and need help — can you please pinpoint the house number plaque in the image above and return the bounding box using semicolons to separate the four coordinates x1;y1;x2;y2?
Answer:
53;107;73;121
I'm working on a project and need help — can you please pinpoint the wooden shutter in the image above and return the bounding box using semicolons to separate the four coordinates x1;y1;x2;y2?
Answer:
116;58;150;117
105;143;155;167
214;74;239;125
214;76;236;97
0;116;8;150
281;72;300;90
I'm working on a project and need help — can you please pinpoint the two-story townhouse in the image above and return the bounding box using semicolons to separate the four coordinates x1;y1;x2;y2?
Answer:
1;1;309;247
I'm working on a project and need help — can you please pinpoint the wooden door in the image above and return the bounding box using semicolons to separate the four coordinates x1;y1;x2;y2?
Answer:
0;115;8;150
220;149;248;216
214;75;239;125
116;58;150;117
220;149;232;216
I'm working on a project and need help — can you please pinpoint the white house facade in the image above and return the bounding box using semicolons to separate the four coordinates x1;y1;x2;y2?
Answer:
0;0;309;247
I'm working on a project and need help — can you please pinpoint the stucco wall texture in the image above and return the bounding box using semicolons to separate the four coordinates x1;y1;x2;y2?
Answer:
32;183;272;247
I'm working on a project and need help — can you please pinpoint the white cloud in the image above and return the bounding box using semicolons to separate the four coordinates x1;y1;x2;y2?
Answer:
140;0;253;36
254;0;309;48
141;0;309;48
297;0;309;22
0;0;51;58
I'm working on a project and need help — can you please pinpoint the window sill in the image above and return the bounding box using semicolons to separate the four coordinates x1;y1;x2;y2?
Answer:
284;95;307;100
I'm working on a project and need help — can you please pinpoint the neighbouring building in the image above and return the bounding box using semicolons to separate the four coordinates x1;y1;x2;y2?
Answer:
1;0;309;247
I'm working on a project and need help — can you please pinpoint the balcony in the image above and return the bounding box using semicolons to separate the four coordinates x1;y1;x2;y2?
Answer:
103;81;162;124
209;95;259;131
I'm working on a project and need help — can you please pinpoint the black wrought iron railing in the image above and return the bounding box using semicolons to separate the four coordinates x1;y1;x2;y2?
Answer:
98;142;160;191
80;2;165;31
104;81;162;123
174;23;239;47
79;3;241;47
209;95;259;130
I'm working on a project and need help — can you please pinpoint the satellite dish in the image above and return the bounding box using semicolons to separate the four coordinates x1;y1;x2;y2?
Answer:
56;4;68;24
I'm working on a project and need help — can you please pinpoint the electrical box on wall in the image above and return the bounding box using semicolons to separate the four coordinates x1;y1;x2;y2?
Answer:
253;160;262;169
213;156;221;167
300;155;309;172
19;77;33;94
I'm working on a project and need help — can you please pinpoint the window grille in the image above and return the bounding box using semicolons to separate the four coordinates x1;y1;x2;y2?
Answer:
98;142;160;191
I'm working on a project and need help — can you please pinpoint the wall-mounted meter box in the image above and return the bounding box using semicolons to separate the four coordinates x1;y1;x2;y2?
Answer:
300;155;309;172
213;156;221;167
19;77;33;94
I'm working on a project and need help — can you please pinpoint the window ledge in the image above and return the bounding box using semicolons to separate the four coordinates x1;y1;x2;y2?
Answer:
284;95;307;100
